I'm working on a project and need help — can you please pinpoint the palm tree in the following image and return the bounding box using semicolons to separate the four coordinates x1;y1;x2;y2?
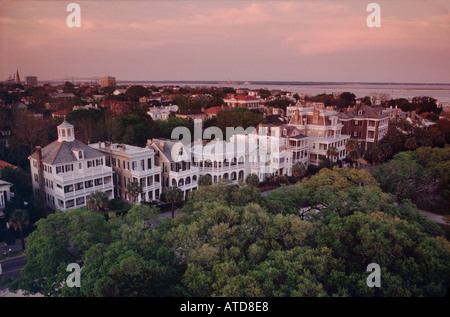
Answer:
8;209;30;251
326;146;339;169
87;190;109;213
164;186;183;218
365;145;383;166
292;161;307;179
126;180;143;204
347;150;361;167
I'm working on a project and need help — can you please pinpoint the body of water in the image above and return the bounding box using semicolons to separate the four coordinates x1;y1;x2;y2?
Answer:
121;81;450;103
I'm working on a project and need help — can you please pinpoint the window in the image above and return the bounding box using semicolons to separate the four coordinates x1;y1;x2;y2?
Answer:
140;159;144;171
56;166;62;174
76;197;85;206
34;174;38;183
78;151;83;159
75;182;84;190
87;161;93;168
85;180;93;188
147;158;152;169
95;178;103;186
64;185;73;193
65;164;73;172
132;161;137;171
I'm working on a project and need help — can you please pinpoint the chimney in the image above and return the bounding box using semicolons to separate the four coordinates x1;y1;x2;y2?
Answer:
393;109;398;119
35;146;45;203
159;141;165;151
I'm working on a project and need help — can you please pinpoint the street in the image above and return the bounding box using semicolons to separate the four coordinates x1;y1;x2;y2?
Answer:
0;255;26;291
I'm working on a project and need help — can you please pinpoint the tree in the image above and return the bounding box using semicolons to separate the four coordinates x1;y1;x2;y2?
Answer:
292;161;307;179
124;203;159;228
405;137;418;151
338;92;356;107
364;145;383;166
8;209;30;251
245;173;260;188
8;208;111;296
347;150;360;167
326;146;339;168
198;174;212;186
125;85;149;102
87;191;109;213
126;180;143;205
80;222;185;297
164;186;183;218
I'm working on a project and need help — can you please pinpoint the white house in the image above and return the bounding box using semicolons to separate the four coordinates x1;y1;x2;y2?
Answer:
28;120;114;211
149;138;199;200
89;142;162;204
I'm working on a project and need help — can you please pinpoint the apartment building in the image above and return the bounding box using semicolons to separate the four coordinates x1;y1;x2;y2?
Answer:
28;120;114;211
339;104;389;151
288;107;349;165
89;142;162;204
149;138;199;200
100;76;116;88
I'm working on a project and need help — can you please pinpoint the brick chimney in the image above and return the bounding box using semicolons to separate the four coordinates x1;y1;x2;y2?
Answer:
35;146;45;203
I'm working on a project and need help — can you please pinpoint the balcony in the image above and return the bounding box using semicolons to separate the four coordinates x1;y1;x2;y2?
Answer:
53;166;113;184
130;166;162;178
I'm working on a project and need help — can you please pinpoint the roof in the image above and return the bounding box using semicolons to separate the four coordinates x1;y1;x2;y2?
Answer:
0;179;13;187
29;139;104;165
0;160;17;171
204;106;229;115
338;104;388;119
58;119;73;128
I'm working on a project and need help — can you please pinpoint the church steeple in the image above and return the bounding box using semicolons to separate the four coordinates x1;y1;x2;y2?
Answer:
15;69;21;84
57;120;75;142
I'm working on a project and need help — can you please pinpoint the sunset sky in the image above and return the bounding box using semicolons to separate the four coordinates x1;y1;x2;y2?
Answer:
1;0;449;83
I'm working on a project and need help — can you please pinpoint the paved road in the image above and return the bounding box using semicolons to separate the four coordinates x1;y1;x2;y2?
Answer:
0;255;26;291
417;209;448;225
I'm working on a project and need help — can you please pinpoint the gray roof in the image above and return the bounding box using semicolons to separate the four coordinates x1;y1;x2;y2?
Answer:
339;104;389;119
29;139;104;165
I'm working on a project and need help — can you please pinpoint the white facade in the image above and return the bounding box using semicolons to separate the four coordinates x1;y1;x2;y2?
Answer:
89;142;162;204
192;140;248;184
230;124;309;181
29;121;114;211
149;138;199;200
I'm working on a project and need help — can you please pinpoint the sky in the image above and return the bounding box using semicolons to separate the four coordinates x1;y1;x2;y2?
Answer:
0;0;449;83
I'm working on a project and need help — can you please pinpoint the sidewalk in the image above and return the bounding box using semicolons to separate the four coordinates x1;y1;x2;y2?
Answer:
1;240;25;258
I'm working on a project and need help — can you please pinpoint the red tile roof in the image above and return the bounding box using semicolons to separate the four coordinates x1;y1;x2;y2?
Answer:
0;160;17;171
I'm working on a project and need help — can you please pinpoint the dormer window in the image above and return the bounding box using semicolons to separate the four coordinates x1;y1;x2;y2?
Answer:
78;151;83;159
